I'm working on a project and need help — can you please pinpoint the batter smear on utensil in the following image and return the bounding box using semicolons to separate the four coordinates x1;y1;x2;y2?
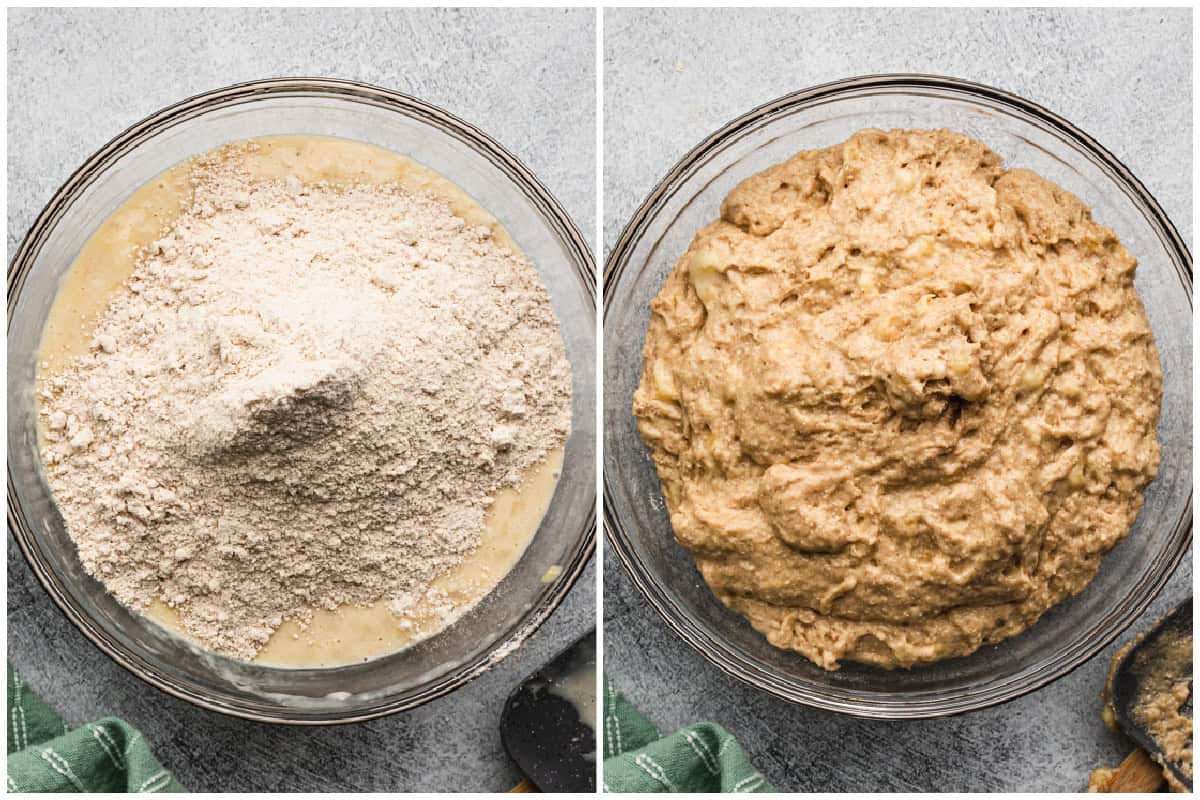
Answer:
633;128;1162;670
37;138;572;662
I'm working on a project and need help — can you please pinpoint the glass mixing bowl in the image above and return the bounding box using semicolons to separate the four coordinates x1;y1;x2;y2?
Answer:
8;78;596;723
604;74;1192;719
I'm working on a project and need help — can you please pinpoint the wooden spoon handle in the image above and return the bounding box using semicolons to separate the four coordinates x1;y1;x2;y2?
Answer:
1091;749;1165;793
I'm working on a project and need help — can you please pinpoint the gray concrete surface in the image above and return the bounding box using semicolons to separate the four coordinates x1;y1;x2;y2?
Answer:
8;8;595;793
603;7;1192;793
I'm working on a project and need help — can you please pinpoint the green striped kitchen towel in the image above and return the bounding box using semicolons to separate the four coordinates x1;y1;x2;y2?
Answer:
7;663;185;793
602;678;774;793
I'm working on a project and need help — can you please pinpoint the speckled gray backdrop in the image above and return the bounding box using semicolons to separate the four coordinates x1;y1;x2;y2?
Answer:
603;7;1192;793
8;7;595;793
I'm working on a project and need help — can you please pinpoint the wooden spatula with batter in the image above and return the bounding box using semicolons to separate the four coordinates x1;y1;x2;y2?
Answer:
1091;598;1192;793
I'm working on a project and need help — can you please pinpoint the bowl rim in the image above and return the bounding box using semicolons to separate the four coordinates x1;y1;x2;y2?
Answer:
7;76;596;725
603;72;1193;719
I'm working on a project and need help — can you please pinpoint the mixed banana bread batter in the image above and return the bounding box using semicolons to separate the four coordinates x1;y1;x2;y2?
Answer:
633;128;1162;670
38;136;571;666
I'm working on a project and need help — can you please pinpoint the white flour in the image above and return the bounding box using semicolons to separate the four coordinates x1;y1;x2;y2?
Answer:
38;143;572;660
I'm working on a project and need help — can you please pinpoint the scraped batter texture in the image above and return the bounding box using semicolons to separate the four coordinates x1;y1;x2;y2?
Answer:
1093;619;1192;792
633;128;1162;670
38;139;571;661
1129;628;1193;791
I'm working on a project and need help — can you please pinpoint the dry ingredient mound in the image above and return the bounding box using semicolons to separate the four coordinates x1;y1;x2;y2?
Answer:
633;128;1162;670
39;143;572;661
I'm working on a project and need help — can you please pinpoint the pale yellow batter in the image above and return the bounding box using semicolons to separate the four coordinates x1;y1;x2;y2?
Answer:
38;136;563;667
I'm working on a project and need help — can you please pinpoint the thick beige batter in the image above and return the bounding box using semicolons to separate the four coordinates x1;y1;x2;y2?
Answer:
634;128;1162;670
39;136;563;667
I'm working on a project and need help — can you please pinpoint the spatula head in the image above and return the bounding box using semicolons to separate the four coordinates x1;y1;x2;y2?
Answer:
500;630;596;793
1107;598;1192;791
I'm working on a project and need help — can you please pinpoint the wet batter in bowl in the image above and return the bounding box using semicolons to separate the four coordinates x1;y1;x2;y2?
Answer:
37;136;572;666
633;128;1162;670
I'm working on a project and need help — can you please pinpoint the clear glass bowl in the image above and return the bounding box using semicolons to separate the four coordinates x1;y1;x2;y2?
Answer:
603;74;1192;718
8;78;596;723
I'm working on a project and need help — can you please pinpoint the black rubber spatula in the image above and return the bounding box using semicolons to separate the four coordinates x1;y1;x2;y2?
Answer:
1103;597;1192;791
500;629;596;793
